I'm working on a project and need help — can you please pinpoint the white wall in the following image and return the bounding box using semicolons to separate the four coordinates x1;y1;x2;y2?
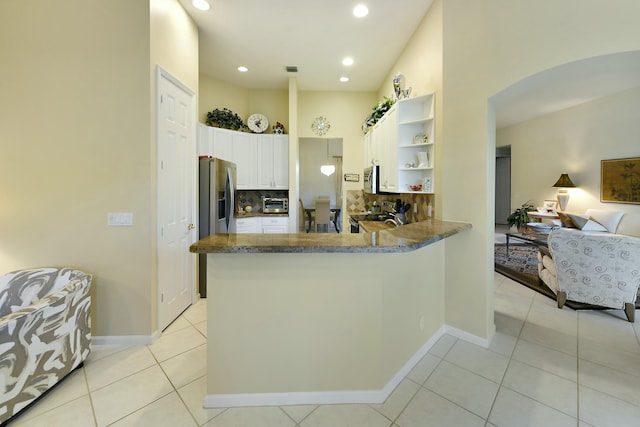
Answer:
498;86;640;217
440;0;640;339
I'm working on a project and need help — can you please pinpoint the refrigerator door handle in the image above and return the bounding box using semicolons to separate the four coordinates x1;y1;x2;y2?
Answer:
225;166;235;232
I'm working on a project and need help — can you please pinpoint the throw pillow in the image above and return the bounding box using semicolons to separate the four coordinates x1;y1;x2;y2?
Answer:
557;211;576;228
585;209;625;233
566;213;608;232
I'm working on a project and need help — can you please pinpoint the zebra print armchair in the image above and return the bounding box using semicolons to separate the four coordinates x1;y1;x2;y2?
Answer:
0;267;92;423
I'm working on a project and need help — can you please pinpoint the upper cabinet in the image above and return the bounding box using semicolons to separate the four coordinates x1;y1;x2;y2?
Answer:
257;134;289;189
198;123;288;190
197;123;232;162
363;93;435;194
232;132;258;190
396;93;435;194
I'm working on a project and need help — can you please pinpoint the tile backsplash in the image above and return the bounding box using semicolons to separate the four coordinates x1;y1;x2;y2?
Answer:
346;190;434;223
236;190;288;213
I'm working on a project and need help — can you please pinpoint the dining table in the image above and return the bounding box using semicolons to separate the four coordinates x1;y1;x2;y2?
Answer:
305;207;341;233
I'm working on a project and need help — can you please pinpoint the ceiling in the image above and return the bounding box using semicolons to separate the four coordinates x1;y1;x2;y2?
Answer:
177;0;434;92
493;51;640;128
177;1;640;127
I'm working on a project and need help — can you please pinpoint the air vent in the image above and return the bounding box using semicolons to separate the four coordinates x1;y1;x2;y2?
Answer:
285;66;298;73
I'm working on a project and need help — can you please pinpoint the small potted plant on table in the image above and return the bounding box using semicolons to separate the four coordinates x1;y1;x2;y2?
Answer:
507;201;535;233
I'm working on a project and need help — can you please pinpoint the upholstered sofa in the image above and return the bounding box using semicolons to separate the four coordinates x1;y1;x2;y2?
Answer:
538;209;640;321
0;268;92;424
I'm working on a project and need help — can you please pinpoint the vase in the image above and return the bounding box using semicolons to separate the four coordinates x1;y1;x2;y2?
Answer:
416;152;429;168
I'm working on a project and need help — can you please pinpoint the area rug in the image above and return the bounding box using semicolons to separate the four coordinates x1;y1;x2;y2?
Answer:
494;243;640;310
494;244;557;301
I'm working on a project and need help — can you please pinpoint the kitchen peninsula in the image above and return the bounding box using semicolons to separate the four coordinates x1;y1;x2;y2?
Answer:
190;219;470;408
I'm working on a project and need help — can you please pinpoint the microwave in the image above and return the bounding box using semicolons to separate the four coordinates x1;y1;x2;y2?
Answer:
363;165;380;194
263;197;288;213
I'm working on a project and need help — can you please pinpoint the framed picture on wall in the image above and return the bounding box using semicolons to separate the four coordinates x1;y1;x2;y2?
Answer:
543;200;557;213
601;157;640;204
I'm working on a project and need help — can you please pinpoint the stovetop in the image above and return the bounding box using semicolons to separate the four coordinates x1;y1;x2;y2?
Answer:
349;213;391;222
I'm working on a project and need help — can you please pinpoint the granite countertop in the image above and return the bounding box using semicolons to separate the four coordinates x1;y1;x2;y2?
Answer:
190;219;471;254
359;221;396;233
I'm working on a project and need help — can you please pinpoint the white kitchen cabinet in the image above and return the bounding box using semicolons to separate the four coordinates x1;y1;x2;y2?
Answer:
261;216;288;233
197;123;213;156
236;217;260;233
363;93;435;194
372;107;397;192
212;128;232;161
257;134;288;189
197;124;232;162
396;93;435;194
363;130;373;166
236;216;289;234
232;132;258;189
201;127;288;190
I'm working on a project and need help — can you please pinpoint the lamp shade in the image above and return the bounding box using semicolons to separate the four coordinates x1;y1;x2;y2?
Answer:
552;173;576;188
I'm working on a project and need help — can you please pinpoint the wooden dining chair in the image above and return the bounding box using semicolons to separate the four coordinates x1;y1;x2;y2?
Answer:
299;198;315;233
314;198;331;233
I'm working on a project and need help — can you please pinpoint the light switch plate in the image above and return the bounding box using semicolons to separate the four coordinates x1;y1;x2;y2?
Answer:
108;212;133;226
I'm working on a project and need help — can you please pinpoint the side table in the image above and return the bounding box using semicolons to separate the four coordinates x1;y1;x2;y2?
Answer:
528;211;560;223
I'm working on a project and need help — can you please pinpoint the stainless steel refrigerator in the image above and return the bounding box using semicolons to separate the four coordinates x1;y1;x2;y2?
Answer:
198;157;237;297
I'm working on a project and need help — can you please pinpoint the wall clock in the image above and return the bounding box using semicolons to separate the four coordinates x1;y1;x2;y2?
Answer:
248;113;269;133
311;116;330;136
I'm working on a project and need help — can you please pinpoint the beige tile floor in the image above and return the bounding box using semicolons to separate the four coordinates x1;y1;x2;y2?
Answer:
8;276;640;427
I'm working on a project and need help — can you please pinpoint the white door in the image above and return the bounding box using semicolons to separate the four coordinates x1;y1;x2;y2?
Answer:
157;67;196;331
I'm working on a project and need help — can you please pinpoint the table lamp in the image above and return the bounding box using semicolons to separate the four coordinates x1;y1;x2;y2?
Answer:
552;173;576;211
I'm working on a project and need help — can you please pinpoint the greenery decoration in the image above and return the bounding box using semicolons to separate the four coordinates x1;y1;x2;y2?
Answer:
507;200;535;231
205;108;248;131
362;96;396;133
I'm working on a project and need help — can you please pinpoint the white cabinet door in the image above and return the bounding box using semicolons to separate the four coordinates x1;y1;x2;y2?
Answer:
261;216;288;233
236;217;260;233
212;128;232;162
363;131;373;166
373;108;398;192
272;135;289;189
233;132;258;189
381;106;397;192
197;124;232;162
257;134;274;189
197;123;213;157
257;135;289;189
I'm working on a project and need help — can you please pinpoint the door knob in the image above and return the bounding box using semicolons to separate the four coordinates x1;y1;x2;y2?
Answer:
188;224;195;230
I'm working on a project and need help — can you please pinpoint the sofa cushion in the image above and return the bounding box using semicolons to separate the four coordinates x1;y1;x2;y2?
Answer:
557;212;576;228
616;213;640;238
566;213;608;232
585;209;625;233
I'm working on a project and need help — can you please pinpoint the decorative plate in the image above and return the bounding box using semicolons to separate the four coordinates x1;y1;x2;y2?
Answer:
311;116;330;136
247;113;269;133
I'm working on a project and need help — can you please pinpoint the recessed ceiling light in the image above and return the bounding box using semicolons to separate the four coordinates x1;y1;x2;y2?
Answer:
340;77;350;82
342;57;354;66
192;0;210;11
237;66;248;72
353;4;368;18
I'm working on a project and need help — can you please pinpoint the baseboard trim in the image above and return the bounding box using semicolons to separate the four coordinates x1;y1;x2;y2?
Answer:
204;325;448;409
92;331;159;346
445;324;495;349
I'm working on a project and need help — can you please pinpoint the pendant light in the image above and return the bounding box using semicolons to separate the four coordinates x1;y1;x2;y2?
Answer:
320;138;335;176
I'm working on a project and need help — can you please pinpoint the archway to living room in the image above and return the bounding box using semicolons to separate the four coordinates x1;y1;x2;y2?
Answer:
488;50;640;298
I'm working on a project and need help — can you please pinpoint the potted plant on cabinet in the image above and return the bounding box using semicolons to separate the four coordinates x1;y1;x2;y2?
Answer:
507;201;535;232
205;108;247;131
